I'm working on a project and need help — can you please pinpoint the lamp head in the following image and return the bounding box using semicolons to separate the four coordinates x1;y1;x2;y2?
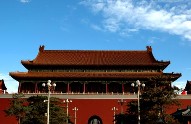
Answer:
53;83;56;87
131;83;135;87
47;82;51;87
136;80;141;86
47;80;51;86
42;83;45;87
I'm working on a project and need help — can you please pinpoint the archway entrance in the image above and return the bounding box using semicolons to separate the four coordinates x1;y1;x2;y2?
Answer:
88;115;103;124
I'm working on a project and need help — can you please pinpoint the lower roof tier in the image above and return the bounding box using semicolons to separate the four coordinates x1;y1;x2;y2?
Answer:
9;71;181;82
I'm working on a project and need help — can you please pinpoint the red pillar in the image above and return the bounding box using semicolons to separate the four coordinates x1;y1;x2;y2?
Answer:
18;82;21;93
122;83;124;93
83;83;86;93
35;82;38;93
67;83;70;93
106;83;108;93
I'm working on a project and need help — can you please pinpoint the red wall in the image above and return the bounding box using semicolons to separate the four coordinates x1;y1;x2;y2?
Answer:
68;99;131;124
0;98;190;124
68;99;191;124
166;99;191;114
0;98;17;124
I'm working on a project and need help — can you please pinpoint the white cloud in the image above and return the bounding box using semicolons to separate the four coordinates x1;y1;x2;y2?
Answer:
91;2;105;13
154;0;188;3
82;0;191;41
91;24;102;31
172;80;186;94
0;73;18;93
147;37;160;44
20;0;31;3
172;81;186;90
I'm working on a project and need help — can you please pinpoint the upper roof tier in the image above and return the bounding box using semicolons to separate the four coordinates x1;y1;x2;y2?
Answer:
21;46;170;69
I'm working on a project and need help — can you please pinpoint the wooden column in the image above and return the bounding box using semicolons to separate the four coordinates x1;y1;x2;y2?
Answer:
83;82;86;94
35;82;38;93
18;82;21;93
106;83;108;93
122;83;124;93
67;82;70;93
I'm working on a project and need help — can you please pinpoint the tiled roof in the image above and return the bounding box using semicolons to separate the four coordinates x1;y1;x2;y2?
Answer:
172;106;191;117
21;46;170;67
185;80;191;94
182;108;191;116
9;71;181;81
0;80;7;90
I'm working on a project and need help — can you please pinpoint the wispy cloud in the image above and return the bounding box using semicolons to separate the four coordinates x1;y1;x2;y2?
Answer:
20;0;31;3
172;80;186;94
0;73;18;93
147;37;160;44
91;24;102;31
173;81;186;89
153;0;188;3
81;0;191;41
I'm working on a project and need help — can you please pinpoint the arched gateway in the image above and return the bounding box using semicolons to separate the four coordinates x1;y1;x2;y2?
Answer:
88;115;103;124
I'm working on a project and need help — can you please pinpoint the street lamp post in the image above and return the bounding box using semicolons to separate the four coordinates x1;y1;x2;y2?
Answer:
112;107;118;124
131;80;145;124
72;107;78;124
118;99;126;114
42;80;56;124
63;99;72;124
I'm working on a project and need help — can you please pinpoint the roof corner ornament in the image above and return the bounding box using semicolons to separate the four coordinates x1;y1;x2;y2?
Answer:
146;46;152;52
39;45;45;52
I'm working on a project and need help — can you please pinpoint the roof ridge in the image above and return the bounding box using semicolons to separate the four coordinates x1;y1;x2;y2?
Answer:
42;50;147;52
39;45;149;52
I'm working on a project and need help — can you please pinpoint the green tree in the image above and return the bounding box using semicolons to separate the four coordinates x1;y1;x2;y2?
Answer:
5;95;68;124
21;95;47;124
4;93;27;124
140;76;180;124
23;96;68;124
116;76;181;124
48;97;68;124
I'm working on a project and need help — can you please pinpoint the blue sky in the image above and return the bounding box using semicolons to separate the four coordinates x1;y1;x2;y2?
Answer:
0;0;191;93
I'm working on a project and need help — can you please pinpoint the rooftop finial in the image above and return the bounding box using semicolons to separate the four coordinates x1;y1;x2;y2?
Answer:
39;45;45;52
146;46;152;52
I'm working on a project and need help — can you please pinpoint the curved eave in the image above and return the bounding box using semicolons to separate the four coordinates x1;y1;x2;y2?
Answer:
21;61;170;70
21;60;34;70
10;72;166;81
163;73;182;82
157;61;170;70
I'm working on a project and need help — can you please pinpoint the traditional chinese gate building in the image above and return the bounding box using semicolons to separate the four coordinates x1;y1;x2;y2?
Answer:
8;45;185;124
0;79;7;94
